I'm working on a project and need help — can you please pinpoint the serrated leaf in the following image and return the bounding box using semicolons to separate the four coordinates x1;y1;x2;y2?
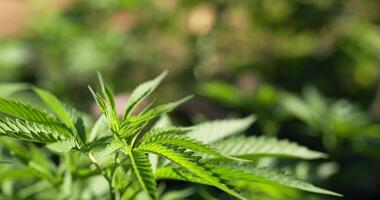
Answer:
89;87;119;133
0;117;72;143
0;97;60;124
126;149;158;200
187;115;256;144
137;143;246;200
212;136;327;160
211;163;342;197
120;96;192;138
125;96;192;124
97;72;119;130
155;166;208;185
140;134;245;162
123;71;167;119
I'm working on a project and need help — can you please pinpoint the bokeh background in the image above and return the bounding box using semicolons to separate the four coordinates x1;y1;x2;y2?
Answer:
1;0;380;199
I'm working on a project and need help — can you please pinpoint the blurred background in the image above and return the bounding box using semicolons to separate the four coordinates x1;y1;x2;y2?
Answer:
0;0;380;199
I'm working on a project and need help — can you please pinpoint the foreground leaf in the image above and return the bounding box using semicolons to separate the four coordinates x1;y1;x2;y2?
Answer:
141;134;245;161
126;149;158;200
0;98;60;124
0;118;72;143
138;143;246;200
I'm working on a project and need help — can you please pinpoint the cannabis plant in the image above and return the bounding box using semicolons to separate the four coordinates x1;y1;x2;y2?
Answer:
0;72;341;199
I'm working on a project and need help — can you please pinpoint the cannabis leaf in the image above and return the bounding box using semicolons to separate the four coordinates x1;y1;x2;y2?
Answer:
0;71;341;200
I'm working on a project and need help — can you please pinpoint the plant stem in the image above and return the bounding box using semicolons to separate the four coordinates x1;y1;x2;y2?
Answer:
88;152;116;200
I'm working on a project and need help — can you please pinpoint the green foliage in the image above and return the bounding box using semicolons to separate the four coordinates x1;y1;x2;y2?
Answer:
0;72;340;199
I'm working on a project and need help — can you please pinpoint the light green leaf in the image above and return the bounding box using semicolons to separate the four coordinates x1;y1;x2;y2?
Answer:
46;138;77;153
126;96;193;124
212;136;327;160
123;71;167;119
120;96;192;138
187;115;256;144
88;115;108;142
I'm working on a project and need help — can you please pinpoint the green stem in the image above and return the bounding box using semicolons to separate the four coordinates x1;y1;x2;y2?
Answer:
88;152;116;200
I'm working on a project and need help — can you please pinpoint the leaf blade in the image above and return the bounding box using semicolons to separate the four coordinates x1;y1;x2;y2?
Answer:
126;149;158;200
187;115;256;144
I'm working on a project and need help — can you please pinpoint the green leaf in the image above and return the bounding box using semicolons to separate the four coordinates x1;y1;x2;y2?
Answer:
187;115;256;144
120;96;192;138
126;149;158;200
89;85;119;133
0;117;72;143
123;71;167;119
155;166;208;185
0;97;60;124
88;115;108;142
125;96;193;124
211;164;342;197
1;139;57;183
97;72;118;130
33;87;75;130
212;136;327;160
140;134;245;162
46;138;77;153
137;143;246;200
64;104;87;145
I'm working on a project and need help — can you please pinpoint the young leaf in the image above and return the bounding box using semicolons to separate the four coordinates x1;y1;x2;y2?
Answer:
211;136;327;160
187;115;256;144
211;163;342;197
126;149;158;200
125;96;193;124
97;72;118;130
120;96;192;138
123;71;167;119
89;84;119;133
33;87;75;129
137;143;246;200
